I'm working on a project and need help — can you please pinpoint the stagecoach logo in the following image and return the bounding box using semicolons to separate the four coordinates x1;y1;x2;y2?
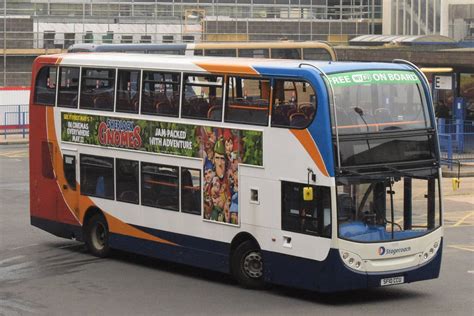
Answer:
378;246;411;256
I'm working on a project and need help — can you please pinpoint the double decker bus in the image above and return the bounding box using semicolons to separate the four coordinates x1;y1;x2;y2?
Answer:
30;53;442;292
67;41;336;61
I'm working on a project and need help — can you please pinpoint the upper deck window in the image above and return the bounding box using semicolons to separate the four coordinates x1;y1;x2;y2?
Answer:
34;66;57;106
328;70;430;135
116;69;140;114
182;74;223;121
58;67;80;108
141;71;180;117
271;80;317;129
225;77;270;126
80;68;115;111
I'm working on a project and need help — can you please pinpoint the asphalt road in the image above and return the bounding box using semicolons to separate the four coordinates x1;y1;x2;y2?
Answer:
1;144;473;316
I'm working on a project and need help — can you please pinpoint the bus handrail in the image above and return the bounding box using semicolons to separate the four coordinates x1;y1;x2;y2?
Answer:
298;62;341;169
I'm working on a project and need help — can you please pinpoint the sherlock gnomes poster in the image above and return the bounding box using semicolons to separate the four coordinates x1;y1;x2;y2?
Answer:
61;112;263;225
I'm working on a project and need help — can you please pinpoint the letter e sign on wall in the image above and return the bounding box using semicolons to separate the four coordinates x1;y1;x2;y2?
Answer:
434;75;453;90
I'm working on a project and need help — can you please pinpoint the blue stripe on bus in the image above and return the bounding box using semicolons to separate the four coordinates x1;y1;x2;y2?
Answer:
253;66;335;176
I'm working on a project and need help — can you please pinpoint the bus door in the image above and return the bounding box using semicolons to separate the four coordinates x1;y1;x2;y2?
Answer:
58;147;80;224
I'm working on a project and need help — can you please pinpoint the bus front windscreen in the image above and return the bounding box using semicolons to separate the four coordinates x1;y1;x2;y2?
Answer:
337;175;441;242
328;70;431;134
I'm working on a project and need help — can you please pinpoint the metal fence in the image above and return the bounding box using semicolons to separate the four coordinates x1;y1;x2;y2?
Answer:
438;118;474;169
1;104;29;139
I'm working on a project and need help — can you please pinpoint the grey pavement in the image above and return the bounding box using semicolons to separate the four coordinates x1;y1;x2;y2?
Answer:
0;144;473;316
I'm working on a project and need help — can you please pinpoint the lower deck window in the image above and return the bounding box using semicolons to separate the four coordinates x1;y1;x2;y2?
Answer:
80;155;114;199
181;168;201;215
116;159;139;204
141;162;179;211
281;181;331;237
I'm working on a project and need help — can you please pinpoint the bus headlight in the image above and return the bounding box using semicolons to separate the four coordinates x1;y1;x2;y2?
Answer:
339;250;365;271
421;238;441;263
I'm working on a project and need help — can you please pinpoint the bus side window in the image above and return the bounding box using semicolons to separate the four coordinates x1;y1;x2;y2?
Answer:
181;167;201;215
141;71;180;117
204;49;236;57
270;48;301;59
34;66;57;106
80;154;114;200
181;74;223;121
63;155;76;190
116;69;140;114
225;76;270;126
302;48;332;61
238;49;269;58
141;162;179;211
271;80;317;129
281;181;331;238
80;68;115;111
58;67;80;108
116;159;139;204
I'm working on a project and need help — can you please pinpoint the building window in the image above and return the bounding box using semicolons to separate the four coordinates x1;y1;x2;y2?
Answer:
141;71;180;117
80;68;115;111
116;69;140;114
272;80;317;128
281;181;331;237
181;168;201;215
116;159;139;204
182;74;223;121
80;154;114;200
34;66;57;106
225;77;270;125
58;67;80;108
141;162;179;211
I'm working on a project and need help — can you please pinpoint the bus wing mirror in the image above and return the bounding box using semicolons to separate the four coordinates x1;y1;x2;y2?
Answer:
303;186;313;201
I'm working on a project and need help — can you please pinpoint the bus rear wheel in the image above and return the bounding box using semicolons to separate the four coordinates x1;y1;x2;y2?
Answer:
84;213;110;258
231;241;264;289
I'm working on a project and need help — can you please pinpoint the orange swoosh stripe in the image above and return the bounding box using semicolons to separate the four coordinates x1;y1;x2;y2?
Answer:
290;129;329;177
45;108;178;246
195;62;259;75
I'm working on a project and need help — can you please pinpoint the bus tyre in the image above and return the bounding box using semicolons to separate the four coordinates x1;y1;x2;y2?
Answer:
84;213;110;258
231;241;264;289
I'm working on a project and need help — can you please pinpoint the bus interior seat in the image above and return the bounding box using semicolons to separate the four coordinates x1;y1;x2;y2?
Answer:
289;112;308;127
207;105;222;120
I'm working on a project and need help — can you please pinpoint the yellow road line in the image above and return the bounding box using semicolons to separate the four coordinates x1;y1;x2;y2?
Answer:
0;150;26;156
453;211;474;227
448;245;474;252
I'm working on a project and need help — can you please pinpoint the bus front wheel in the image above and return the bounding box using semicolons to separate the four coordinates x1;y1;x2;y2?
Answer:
84;213;110;258
231;241;264;289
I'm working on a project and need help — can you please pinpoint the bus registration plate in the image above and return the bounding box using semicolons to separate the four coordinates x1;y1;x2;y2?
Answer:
380;276;404;286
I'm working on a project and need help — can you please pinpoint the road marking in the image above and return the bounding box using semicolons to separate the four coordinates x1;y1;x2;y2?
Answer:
452;211;474;227
9;243;39;251
448;244;474;252
0;149;28;158
468;271;474;274
0;255;25;265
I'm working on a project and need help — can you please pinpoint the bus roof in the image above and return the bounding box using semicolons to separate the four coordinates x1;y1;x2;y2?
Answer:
36;53;413;76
